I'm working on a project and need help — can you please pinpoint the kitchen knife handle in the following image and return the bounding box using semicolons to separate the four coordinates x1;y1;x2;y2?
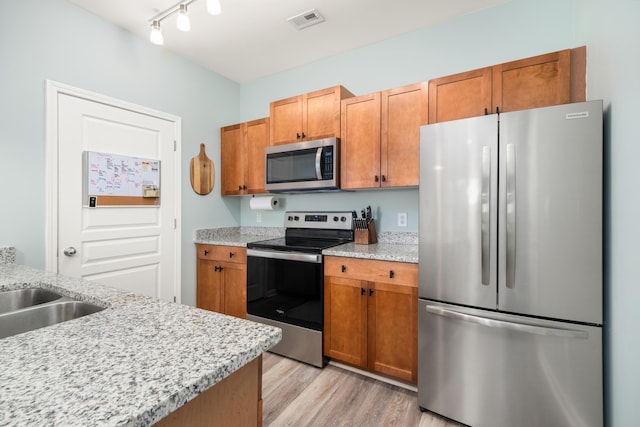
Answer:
481;146;491;286
506;144;516;289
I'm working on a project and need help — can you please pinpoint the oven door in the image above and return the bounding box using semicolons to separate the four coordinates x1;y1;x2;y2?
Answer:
246;249;323;330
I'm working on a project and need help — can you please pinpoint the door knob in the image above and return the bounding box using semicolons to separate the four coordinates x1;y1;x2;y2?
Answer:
63;247;77;256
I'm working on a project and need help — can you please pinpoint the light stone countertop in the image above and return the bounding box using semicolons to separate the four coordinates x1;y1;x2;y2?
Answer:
0;263;281;427
194;227;419;263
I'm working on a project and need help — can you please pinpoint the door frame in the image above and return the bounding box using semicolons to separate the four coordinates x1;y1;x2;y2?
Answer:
44;80;182;302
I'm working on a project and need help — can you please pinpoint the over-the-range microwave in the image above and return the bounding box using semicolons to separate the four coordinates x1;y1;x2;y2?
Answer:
265;137;340;193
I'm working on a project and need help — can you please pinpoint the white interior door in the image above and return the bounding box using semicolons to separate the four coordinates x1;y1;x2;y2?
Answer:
52;88;180;302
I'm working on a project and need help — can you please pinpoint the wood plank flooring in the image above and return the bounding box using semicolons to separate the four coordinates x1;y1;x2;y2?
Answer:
262;352;462;427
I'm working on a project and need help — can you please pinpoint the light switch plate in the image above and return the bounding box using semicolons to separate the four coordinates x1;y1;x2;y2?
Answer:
397;212;408;227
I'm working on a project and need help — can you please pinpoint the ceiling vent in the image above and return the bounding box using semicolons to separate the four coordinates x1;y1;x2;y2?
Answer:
287;9;325;30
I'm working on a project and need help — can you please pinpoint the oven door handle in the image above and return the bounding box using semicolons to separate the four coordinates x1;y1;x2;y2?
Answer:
247;248;322;264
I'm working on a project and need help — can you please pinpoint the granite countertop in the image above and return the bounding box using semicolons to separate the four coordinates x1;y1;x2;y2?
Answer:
194;227;419;263
0;263;281;427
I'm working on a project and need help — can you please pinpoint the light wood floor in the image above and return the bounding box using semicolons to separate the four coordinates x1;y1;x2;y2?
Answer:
262;352;462;427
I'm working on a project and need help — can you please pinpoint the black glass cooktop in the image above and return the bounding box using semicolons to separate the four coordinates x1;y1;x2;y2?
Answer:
247;236;346;253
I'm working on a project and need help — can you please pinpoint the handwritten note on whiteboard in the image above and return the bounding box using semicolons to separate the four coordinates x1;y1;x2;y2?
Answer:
85;151;160;197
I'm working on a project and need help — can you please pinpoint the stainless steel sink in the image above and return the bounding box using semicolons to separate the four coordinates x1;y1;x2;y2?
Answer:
0;288;64;314
0;289;106;339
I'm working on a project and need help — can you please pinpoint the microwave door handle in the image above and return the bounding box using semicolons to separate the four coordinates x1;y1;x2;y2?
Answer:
315;148;323;180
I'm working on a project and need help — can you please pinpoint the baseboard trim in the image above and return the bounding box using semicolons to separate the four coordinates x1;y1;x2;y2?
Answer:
328;361;417;392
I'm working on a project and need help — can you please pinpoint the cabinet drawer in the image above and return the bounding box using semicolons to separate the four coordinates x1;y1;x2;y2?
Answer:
196;244;247;264
325;256;417;287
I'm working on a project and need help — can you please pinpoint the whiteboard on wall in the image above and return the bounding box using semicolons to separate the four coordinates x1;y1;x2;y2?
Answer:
83;151;161;206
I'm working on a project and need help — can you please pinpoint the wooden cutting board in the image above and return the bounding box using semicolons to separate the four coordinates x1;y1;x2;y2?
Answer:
190;143;215;195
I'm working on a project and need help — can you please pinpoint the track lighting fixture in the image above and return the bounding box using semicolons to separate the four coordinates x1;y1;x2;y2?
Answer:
207;0;221;15
149;20;163;45
176;4;191;32
149;0;221;45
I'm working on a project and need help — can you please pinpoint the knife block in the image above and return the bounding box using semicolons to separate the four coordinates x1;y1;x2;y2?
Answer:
355;221;377;245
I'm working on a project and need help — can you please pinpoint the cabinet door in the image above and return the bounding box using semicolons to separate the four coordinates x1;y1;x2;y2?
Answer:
323;275;368;367
304;86;345;141
381;82;427;187
222;261;247;319
340;93;381;189
220;124;245;195
197;258;222;313
368;282;418;383
270;95;302;145
428;67;493;123
244;118;269;194
493;49;571;113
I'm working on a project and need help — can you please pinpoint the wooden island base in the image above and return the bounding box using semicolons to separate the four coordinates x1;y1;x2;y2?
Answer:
155;356;263;427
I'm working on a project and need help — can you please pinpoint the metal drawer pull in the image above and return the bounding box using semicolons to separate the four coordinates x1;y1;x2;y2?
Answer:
229;252;235;258
361;288;365;296
341;265;346;273
204;250;209;256
369;288;374;297
425;306;588;339
389;270;394;279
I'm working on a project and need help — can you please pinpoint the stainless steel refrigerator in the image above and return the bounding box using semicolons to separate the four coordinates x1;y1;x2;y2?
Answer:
418;101;603;427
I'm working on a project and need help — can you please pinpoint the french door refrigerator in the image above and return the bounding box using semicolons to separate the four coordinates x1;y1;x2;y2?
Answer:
418;101;603;427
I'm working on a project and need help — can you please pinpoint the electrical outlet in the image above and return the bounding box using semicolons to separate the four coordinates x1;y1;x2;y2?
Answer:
397;212;408;227
256;212;262;223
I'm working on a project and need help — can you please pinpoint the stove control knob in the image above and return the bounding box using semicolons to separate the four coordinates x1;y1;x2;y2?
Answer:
333;216;339;222
288;216;293;221
341;216;347;222
294;216;300;221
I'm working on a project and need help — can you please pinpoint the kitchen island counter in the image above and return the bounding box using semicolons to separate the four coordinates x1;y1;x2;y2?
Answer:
0;263;281;426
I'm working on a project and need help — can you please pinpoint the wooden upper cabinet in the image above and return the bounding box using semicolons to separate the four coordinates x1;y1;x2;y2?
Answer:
341;83;427;189
244;118;269;194
220;117;269;195
428;67;493;124
340;92;381;190
429;47;587;123
380;82;428;188
270;85;354;145
493;49;571;113
220;124;244;195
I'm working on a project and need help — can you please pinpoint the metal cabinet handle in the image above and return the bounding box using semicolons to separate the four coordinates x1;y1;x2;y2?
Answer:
63;247;77;256
204;249;209;256
426;305;588;339
481;145;491;286
341;265;346;273
229;252;235;258
369;288;374;297
381;175;386;182
374;175;379;182
389;270;394;279
506;143;516;289
361;288;365;296
214;266;224;272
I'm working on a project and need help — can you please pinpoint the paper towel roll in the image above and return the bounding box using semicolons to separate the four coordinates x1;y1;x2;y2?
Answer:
250;196;280;210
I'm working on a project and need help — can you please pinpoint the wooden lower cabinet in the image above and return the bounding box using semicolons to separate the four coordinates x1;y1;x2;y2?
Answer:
324;256;418;383
196;244;247;319
155;356;262;427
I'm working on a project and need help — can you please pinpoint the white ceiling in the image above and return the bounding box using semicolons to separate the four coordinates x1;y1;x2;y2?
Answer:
68;0;508;83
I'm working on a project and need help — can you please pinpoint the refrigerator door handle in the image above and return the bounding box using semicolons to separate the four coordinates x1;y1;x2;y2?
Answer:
506;143;516;288
425;305;589;339
481;146;491;286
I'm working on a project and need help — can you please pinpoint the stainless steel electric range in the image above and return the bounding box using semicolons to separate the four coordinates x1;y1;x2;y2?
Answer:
246;211;354;367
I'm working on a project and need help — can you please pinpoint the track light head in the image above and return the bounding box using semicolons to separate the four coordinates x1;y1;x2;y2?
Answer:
150;20;163;45
207;0;221;15
177;4;191;32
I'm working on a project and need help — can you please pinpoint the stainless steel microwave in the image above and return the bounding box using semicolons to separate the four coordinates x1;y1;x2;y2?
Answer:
265;137;339;192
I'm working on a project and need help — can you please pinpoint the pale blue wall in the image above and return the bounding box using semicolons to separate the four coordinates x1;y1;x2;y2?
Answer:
0;0;242;306
573;1;640;426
